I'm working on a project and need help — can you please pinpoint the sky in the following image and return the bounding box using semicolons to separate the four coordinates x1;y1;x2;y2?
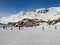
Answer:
0;0;60;17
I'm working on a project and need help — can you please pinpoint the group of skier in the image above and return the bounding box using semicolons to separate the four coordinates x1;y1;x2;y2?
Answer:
2;25;57;31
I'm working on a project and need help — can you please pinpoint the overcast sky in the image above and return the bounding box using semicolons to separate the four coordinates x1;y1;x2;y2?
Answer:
0;0;60;17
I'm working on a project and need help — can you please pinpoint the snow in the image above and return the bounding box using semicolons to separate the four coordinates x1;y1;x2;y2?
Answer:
0;23;60;45
0;7;60;45
0;7;60;24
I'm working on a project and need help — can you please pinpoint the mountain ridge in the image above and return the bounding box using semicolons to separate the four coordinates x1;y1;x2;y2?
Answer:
0;7;60;24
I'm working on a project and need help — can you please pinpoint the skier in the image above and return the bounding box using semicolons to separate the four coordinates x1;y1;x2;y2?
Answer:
55;26;57;29
42;26;44;31
3;26;5;29
19;26;21;30
11;28;13;30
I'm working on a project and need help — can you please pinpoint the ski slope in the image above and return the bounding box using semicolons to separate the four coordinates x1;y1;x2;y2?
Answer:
0;23;60;45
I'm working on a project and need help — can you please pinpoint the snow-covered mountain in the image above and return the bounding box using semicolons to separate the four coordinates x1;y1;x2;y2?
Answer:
0;7;60;24
1;7;60;45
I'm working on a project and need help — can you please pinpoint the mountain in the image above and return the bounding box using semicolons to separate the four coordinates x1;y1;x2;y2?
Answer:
0;7;60;45
0;7;60;24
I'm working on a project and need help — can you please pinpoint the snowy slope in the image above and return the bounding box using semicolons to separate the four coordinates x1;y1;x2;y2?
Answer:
0;7;60;24
0;6;60;45
0;23;60;45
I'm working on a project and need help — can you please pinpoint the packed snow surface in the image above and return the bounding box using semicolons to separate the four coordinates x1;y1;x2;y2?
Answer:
0;23;60;45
